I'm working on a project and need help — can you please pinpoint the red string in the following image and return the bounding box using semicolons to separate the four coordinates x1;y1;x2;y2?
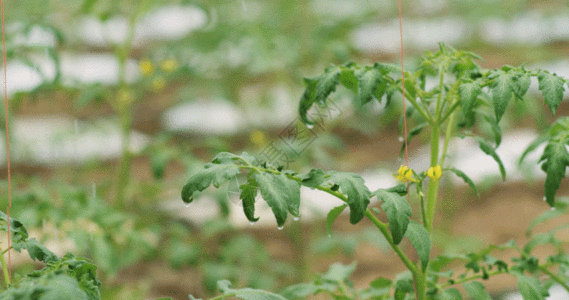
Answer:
397;0;409;167
1;0;12;280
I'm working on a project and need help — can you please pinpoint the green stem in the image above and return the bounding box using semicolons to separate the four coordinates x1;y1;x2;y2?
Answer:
439;269;507;289
0;246;10;286
539;265;569;293
425;124;440;232
414;272;427;300
435;66;445;120
115;112;132;207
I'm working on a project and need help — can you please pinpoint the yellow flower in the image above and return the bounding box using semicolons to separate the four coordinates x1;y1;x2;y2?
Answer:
139;59;154;76
427;165;442;180
250;130;266;147
151;77;166;92
160;59;178;72
394;165;417;183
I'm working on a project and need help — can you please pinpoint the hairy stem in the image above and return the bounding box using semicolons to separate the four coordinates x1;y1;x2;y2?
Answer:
0;245;9;286
425;124;440;232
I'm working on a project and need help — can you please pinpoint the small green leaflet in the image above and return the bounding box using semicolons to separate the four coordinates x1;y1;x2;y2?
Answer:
300;169;327;188
459;81;481;118
356;63;387;105
217;280;287;300
448;168;479;197
490;71;514;122
255;172;301;227
537;71;565;115
515;274;545;300
322;261;357;282
280;283;319;300
476;137;506;180
512;72;531;100
539;139;569;207
463;281;492;300
405;221;431;272
326;204;348;236
299;66;341;125
374;189;411;245
438;288;462;300
327;172;371;224
240;184;259;223
181;162;241;203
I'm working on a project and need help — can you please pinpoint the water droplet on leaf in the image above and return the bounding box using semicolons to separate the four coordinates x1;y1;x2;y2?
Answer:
293;216;300;221
306;123;314;129
551;207;556;211
278;225;284;230
543;196;547;201
183;202;191;207
398;136;404;142
328;234;332;238
249;221;256;225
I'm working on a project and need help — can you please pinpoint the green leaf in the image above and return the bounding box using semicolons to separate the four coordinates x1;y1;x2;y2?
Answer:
217;280;287;300
356;64;386;105
490;71;514;122
240;184;259;223
13;238;58;264
405;221;431;272
374;189;411;245
512;72;531;100
385;184;408;196
448;168;479;197
526;198;568;234
539;138;569;206
322;261;357;282
255;173;301;227
515;274;545;300
326;205;347;236
327;172;371;224
339;66;358;94
0;211;29;243
401;123;428;156
519;134;549;164
439;288;462;300
181;162;241;204
482;115;502;147
459;81;481;117
280;283;319;300
463;281;492;300
538;71;565;115
476;137;506;180
299;66;342;125
300;169;327;188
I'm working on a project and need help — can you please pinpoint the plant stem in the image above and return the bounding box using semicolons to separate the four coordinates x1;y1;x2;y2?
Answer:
414;272;427;300
0;246;10;286
539;265;569;293
115;111;132;207
425;124;440;232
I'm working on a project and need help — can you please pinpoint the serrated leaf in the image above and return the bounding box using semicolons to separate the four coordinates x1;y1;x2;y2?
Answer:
327;172;371;224
476;137;506;180
405;221;431;272
449;168;479;197
255;173;300;227
385;183;408;196
217;280;287;300
463;281;492;300
459;81;481;117
181;163;241;204
356;64;385;105
240;184;259;223
339;67;358;94
299;66;342;125
490;71;514;122
0;211;29;243
374;189;411;245
482;115;502;147
300;169;327;188
539;139;569;207
516;274;545;300
326;204;347;236
538;71;565;115
13;238;58;264
513;73;531;99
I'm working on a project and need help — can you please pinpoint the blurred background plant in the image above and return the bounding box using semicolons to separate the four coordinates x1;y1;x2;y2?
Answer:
0;0;568;299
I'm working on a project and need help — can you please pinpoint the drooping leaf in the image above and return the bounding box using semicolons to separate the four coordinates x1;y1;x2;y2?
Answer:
327;172;371;224
463;281;492;300
519;134;549;164
280;283;319;300
255;172;301;227
217;280;288;300
181;162;241;204
374;189;411;245
0;211;29;243
13;238;58;264
515;274;545;300
512;72;531;100
537;71;565;115
405;221;431;272
439;288;462;300
459;81;481;117
476;137;506;180
339;65;358;94
490;71;514;122
448;168;479;197
299;66;342;125
539;139;569;207
356;64;386;105
526;198;568;234
482;115;502;147
326;204;347;236
240;184;259;223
